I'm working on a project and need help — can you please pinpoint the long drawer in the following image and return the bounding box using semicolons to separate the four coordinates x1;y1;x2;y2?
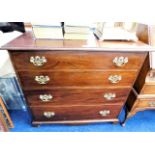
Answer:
17;70;137;89
30;104;122;121
10;51;147;70
24;88;130;106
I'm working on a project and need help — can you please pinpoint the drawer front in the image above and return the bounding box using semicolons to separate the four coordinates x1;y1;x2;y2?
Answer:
17;70;137;89
10;51;147;70
136;99;155;109
24;88;130;106
30;104;122;121
141;85;155;94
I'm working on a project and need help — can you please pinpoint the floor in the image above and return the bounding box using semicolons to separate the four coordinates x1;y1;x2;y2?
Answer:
9;109;155;132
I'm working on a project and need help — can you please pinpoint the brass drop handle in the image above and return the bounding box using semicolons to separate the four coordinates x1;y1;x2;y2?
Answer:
108;75;122;84
99;110;110;117
35;75;50;84
104;93;116;100
113;56;128;67
43;112;55;118
39;94;53;102
30;56;47;66
148;101;155;107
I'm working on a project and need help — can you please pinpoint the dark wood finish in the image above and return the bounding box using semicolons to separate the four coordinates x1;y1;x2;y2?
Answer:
10;51;147;71
1;28;152;126
32;118;119;125
134;53;150;93
121;89;138;126
126;89;137;112
17;70;137;89
1;32;154;52
24;88;130;106
30;104;122;121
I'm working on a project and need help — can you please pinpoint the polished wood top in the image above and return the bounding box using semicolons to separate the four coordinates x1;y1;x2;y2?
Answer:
1;32;155;52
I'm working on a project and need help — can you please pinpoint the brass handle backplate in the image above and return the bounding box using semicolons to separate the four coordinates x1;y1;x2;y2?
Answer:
104;93;116;100
43;112;55;118
30;56;47;66
35;75;50;84
99;110;110;117
108;75;122;84
113;56;128;67
39;94;53;102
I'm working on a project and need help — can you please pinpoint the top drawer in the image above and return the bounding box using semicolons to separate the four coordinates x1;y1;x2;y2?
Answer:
10;51;147;71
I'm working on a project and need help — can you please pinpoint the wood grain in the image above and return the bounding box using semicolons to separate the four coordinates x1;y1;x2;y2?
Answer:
24;88;130;106
1;32;154;52
31;118;119;125
134;53;150;93
10;51;147;71
17;70;137;89
30;104;122;121
126;89;137;111
2;28;151;125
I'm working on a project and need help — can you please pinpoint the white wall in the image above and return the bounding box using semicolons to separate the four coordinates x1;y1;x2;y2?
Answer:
0;31;22;77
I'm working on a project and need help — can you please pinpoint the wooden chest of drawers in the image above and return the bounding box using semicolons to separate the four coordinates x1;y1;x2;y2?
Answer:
1;32;152;126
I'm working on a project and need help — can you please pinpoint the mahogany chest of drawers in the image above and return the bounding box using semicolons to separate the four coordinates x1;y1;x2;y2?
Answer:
1;32;153;126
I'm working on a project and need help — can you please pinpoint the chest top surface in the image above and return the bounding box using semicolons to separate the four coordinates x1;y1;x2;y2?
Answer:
1;32;154;52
